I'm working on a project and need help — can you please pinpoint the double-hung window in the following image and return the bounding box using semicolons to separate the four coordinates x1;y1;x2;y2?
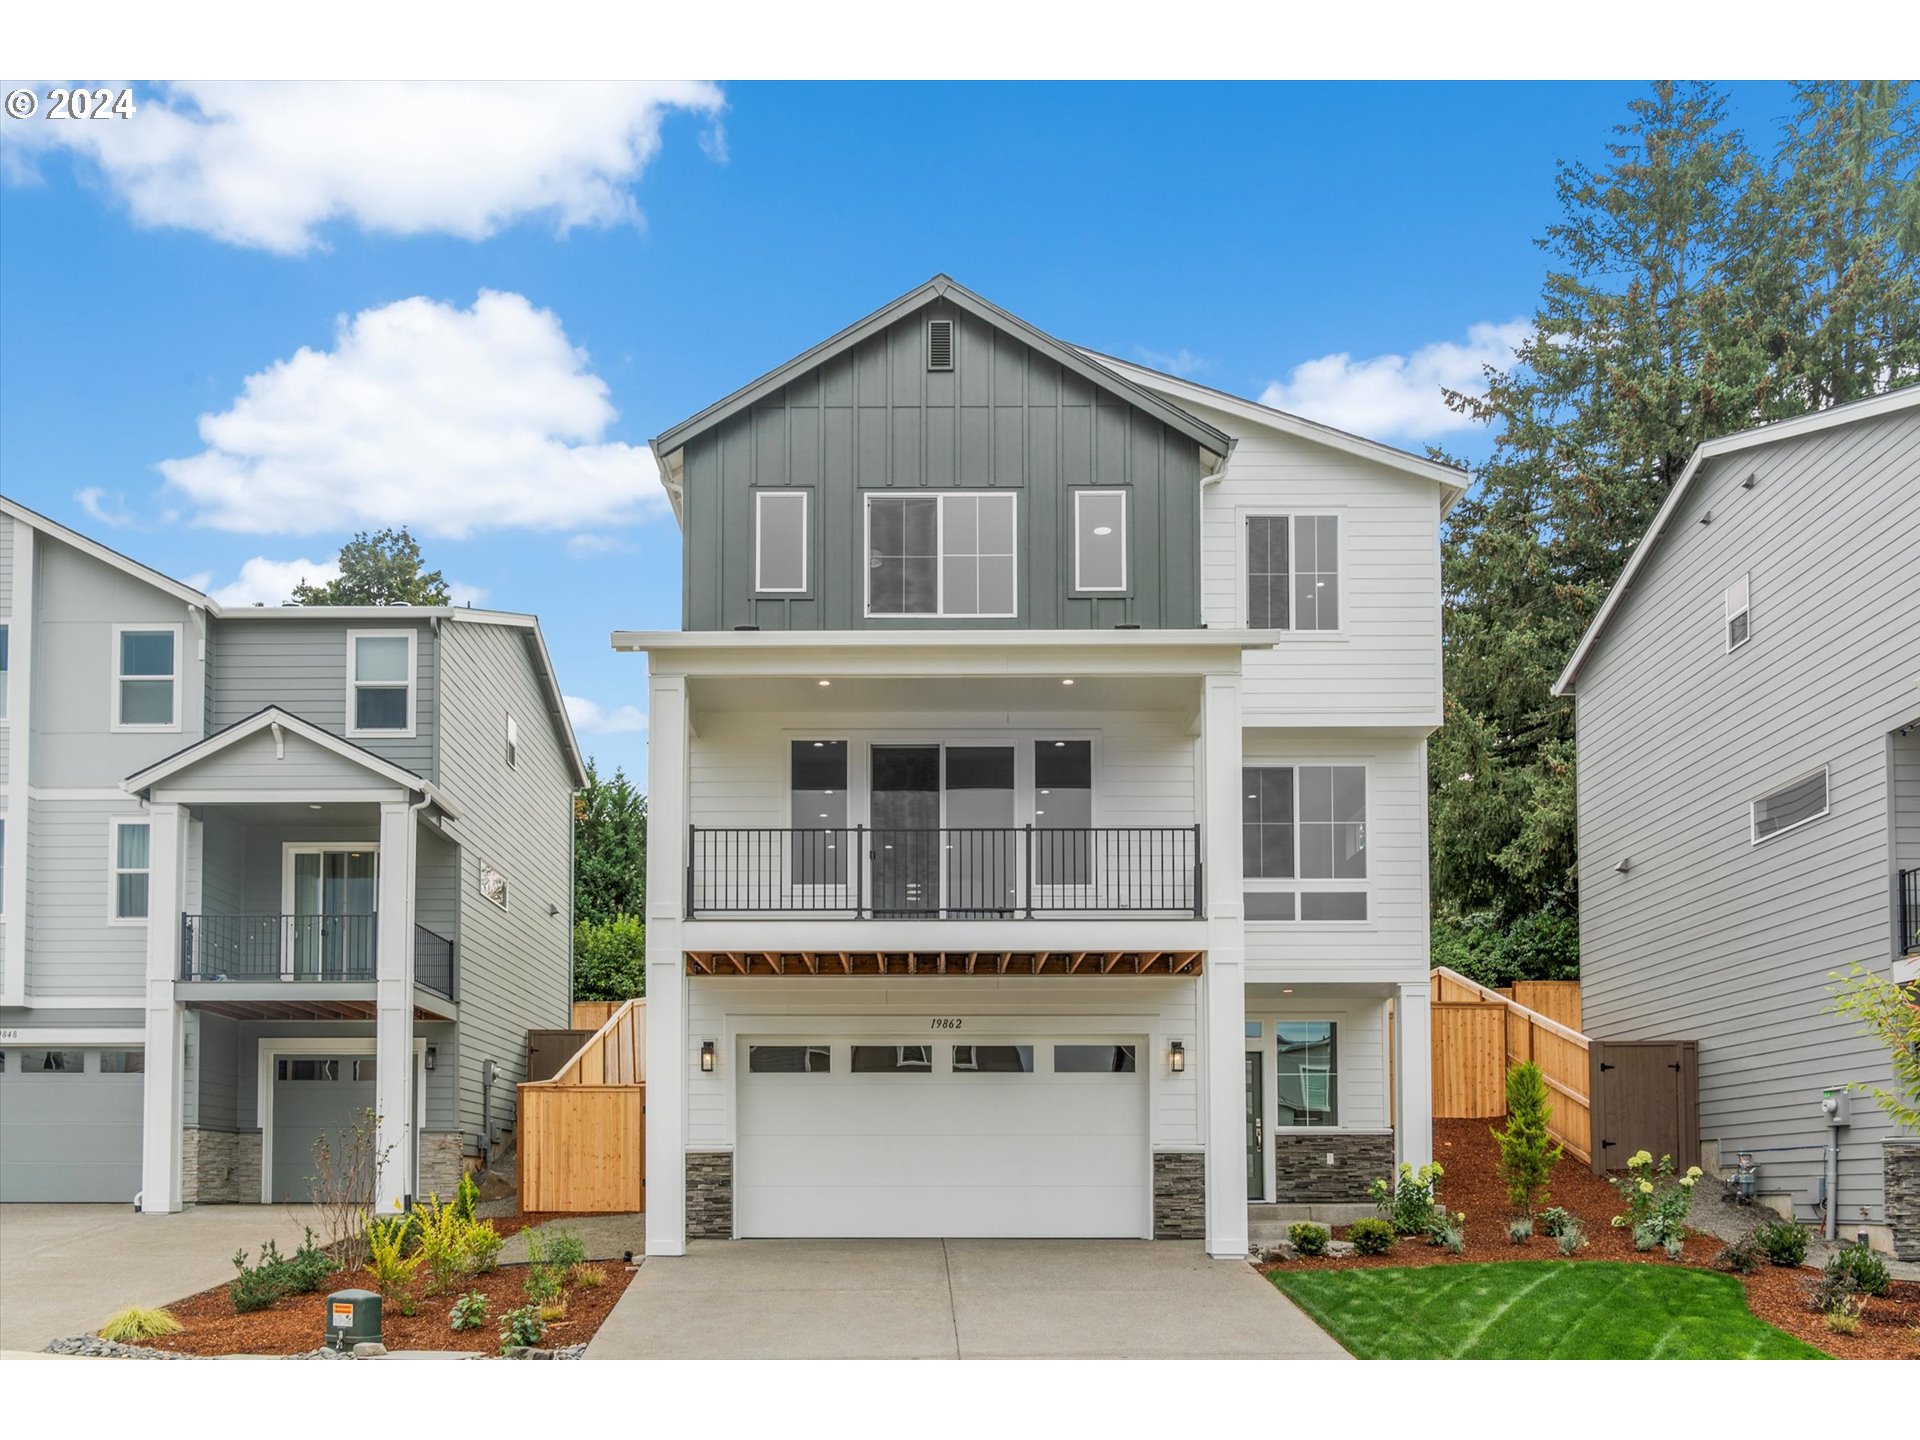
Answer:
755;490;809;594
1246;514;1340;631
112;625;181;731
347;631;416;737
1242;764;1367;921
1073;490;1127;593
1725;574;1750;652
109;818;151;922
866;492;1016;618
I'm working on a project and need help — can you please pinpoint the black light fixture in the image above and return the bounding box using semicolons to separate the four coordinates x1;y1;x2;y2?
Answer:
1169;1040;1186;1074
700;1040;717;1073
424;1045;437;1071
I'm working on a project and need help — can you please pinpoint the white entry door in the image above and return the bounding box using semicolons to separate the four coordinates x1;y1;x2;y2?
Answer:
735;1036;1148;1238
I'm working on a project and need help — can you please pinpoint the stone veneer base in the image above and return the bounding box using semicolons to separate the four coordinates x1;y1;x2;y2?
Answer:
1886;1138;1919;1262
418;1131;467;1203
1152;1151;1206;1239
686;1152;735;1238
1269;1131;1395;1204
181;1128;263;1204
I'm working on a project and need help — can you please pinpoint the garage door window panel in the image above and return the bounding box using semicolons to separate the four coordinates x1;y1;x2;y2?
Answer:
748;1044;832;1074
954;1044;1034;1073
1055;1044;1138;1074
19;1049;85;1073
851;1044;934;1073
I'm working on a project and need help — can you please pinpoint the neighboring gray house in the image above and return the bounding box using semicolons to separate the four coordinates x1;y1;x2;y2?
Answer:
0;499;587;1211
1553;386;1920;1255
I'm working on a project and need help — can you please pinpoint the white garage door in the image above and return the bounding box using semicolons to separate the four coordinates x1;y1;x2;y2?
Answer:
736;1036;1148;1239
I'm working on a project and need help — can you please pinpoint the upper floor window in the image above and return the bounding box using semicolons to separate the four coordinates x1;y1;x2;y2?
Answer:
347;631;416;737
1751;767;1828;844
0;818;6;914
1073;490;1127;593
504;712;519;769
109;817;150;922
1;622;9;721
1246;514;1340;631
112;624;181;731
1725;574;1750;652
755;490;809;594
1242;764;1368;921
790;739;849;885
866;493;1015;619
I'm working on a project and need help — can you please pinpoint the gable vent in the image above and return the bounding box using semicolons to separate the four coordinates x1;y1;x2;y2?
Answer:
927;318;954;371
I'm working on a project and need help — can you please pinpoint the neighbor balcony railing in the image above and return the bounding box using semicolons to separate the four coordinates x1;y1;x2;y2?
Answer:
686;825;1202;919
1901;868;1920;957
414;924;456;1000
180;913;377;982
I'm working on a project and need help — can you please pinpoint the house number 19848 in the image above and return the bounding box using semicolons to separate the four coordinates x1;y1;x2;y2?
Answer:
929;1018;962;1030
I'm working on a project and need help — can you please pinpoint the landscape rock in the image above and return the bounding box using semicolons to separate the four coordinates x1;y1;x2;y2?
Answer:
351;1342;388;1358
43;1336;189;1360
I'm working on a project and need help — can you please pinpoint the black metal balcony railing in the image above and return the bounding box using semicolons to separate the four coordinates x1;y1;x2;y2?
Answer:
687;825;1202;919
180;913;377;982
415;924;456;1000
1901;868;1920;957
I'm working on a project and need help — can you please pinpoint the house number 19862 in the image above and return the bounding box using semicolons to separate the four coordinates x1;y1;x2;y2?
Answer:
929;1018;962;1030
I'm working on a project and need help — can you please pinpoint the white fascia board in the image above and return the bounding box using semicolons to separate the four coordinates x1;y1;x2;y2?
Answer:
1552;385;1920;698
614;628;1288;654
0;496;216;613
614;629;1289;679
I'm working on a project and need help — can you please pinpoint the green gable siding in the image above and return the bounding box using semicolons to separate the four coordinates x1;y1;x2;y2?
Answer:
681;299;1206;631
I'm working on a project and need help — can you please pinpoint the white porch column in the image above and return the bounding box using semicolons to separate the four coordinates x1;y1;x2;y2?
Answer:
374;799;418;1211
139;801;189;1213
1393;980;1433;1171
1199;674;1247;1258
645;673;691;1256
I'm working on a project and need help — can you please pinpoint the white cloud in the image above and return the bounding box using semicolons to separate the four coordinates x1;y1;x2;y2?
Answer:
565;532;634;555
159;290;666;538
1259;319;1529;441
446;581;490;608
4;81;723;254
75;487;133;525
1135;346;1210;377
565;695;648;736
208;555;339;607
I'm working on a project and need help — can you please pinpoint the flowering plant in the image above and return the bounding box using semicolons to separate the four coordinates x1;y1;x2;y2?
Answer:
1607;1150;1701;1253
1368;1161;1447;1236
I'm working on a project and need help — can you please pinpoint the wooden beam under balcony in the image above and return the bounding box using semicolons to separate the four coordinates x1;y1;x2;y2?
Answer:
683;950;1204;978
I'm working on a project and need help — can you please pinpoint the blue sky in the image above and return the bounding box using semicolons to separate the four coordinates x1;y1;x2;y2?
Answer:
0;80;1799;779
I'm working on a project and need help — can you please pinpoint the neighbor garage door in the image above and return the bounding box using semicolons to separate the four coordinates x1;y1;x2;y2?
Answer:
270;1054;378;1203
0;1046;145;1202
735;1036;1148;1238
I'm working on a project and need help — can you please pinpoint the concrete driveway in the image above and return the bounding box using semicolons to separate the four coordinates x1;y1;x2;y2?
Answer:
587;1239;1349;1360
0;1204;324;1352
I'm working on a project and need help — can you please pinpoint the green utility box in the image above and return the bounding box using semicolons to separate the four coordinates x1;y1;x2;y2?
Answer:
326;1288;382;1350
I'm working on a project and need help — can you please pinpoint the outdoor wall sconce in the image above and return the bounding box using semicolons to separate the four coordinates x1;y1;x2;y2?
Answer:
1169;1040;1185;1074
700;1040;717;1073
425;1045;437;1071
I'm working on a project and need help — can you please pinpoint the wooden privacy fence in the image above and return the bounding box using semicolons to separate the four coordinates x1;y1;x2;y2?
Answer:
572;999;629;1031
1495;980;1582;1031
517;997;646;1213
1432;967;1592;1164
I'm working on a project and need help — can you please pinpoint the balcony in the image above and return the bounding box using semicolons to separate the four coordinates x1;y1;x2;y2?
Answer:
179;914;456;1000
686;826;1202;920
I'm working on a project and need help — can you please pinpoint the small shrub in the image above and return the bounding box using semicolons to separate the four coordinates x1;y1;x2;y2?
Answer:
453;1168;481;1223
287;1227;338;1294
1713;1233;1763;1274
1368;1162;1445;1236
229;1242;294;1314
542;1227;589;1270
1506;1217;1534;1245
1608;1150;1700;1252
1538;1206;1578;1239
463;1224;505;1276
1753;1217;1809;1267
366;1215;425;1305
1555;1221;1588;1256
99;1305;182;1343
1824;1307;1861;1336
1491;1061;1563;1213
1826;1243;1891;1298
1630;1220;1660;1253
499;1304;546;1352
1347;1218;1396;1256
567;1261;608;1289
524;1263;563;1305
448;1291;488;1332
537;1300;568;1323
1662;1234;1686;1261
1288;1222;1330;1257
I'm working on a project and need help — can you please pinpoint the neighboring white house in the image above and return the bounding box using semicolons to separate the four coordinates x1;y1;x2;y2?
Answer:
616;276;1461;1258
1554;386;1920;1257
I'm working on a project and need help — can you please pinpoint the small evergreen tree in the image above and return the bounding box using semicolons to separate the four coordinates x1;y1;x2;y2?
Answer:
1492;1061;1563;1213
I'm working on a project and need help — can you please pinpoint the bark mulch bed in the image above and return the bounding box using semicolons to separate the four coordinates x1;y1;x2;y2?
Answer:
145;1259;636;1358
1259;1118;1920;1360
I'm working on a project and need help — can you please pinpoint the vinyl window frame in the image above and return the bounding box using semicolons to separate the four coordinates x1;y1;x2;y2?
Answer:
1071;488;1129;594
344;629;418;739
0;621;9;724
504;711;519;770
1749;765;1830;846
107;815;152;926
1241;761;1371;926
753;489;811;595
1238;509;1345;636
109;622;183;733
1270;1018;1341;1131
1725;573;1751;653
863;491;1018;620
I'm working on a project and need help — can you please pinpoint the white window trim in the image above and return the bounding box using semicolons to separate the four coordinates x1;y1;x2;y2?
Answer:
863;492;1019;619
1271;1017;1342;1131
479;859;510;912
1;619;10;726
1237;509;1346;637
279;843;381;916
109;622;183;733
0;817;6;916
1072;488;1128;594
1241;760;1372;927
345;629;418;739
1750;765;1830;846
505;711;519;770
1725;573;1751;653
106;815;152;926
754;490;810;595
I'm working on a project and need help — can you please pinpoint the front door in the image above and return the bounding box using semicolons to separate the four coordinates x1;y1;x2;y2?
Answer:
286;847;378;979
870;745;940;916
1246;1052;1264;1200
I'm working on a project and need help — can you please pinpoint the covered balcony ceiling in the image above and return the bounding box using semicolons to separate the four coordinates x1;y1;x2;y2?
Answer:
689;672;1201;718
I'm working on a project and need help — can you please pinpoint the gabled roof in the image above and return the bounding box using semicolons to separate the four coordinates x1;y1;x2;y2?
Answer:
1552;384;1920;698
123;705;461;817
1085;351;1471;513
649;274;1235;473
1;495;216;610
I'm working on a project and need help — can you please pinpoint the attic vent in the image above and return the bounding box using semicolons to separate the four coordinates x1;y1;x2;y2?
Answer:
927;318;954;372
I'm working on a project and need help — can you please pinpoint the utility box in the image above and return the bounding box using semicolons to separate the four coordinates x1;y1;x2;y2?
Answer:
326;1289;382;1350
1822;1088;1852;1126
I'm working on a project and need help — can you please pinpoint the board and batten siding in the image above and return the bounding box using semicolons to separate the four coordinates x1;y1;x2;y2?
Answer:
433;620;574;1140
1574;406;1920;1220
1191;398;1445;729
681;298;1208;633
208;619;437;780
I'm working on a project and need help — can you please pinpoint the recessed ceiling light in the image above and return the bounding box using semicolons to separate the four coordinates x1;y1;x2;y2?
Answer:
1054;741;1066;747
813;741;824;747
1092;525;1113;536
1282;987;1294;995
307;804;324;811
1061;678;1075;686
817;679;831;687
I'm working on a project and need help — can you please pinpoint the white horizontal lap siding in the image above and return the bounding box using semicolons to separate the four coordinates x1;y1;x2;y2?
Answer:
1192;405;1443;727
1241;731;1431;984
1574;409;1919;1220
684;976;1199;1152
26;798;149;997
1895;731;1920;871
1251;996;1390;1131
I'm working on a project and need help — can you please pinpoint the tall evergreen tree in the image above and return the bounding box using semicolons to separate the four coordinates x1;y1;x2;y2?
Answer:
574;759;647;925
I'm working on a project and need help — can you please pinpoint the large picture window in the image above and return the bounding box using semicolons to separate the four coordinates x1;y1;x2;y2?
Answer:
866;492;1016;618
1246;514;1340;631
1242;764;1367;921
1275;1022;1338;1126
112;625;180;730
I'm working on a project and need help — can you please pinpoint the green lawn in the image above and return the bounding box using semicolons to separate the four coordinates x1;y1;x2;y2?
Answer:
1268;1261;1826;1360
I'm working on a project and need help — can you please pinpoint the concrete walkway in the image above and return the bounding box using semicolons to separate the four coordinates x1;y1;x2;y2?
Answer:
586;1239;1350;1360
0;1204;325;1352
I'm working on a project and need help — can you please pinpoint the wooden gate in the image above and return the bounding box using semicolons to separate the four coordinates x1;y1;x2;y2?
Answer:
1588;1040;1699;1176
1432;1002;1508;1118
516;998;647;1213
